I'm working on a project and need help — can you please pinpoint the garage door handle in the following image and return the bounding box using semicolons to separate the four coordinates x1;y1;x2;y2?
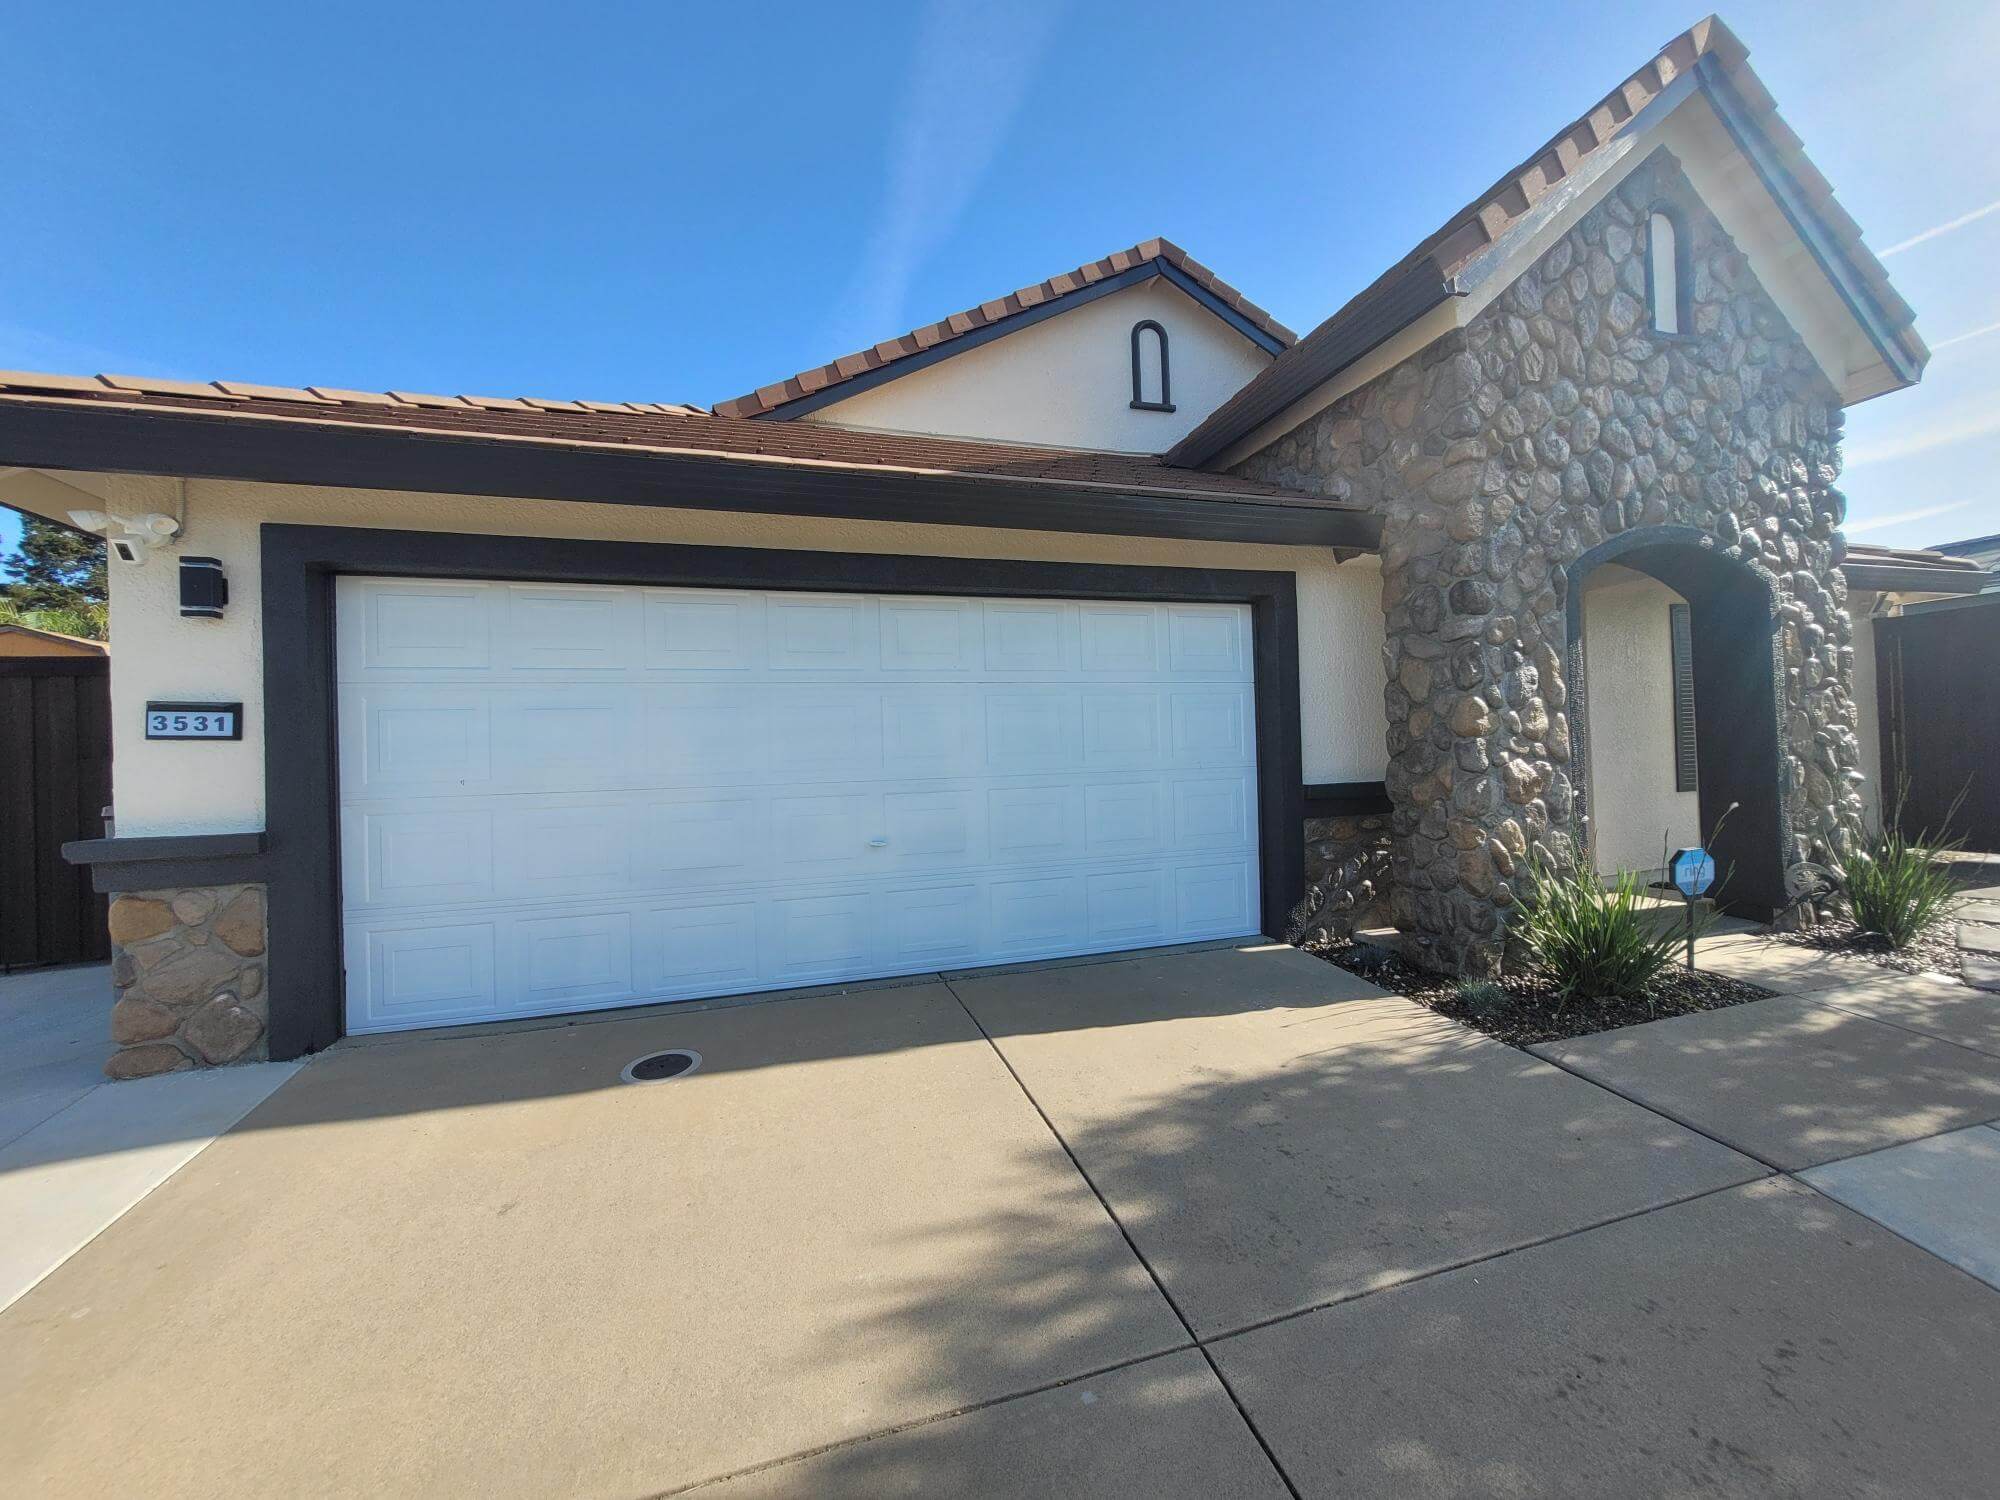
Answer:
866;836;889;847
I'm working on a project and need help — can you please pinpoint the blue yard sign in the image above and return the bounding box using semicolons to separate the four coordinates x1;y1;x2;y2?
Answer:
1669;847;1716;898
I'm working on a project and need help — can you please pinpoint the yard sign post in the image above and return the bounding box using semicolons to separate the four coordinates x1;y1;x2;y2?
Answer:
1668;847;1716;971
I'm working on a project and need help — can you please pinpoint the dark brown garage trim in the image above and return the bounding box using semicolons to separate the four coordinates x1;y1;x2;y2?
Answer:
260;523;1306;1059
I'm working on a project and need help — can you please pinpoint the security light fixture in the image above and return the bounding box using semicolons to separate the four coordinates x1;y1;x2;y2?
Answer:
66;508;181;565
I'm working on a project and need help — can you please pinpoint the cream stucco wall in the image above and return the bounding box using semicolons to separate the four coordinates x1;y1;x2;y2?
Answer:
801;279;1274;453
65;472;1387;836
1581;566;1702;877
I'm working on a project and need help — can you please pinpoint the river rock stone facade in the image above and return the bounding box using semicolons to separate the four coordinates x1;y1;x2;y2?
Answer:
1292;812;1394;948
1241;148;1865;974
105;884;268;1077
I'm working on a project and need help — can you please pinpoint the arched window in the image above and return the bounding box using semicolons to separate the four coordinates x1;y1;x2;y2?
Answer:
1130;320;1174;411
1646;209;1686;335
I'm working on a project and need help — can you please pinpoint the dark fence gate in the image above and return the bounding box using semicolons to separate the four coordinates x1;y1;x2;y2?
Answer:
1876;599;2000;852
1;656;112;969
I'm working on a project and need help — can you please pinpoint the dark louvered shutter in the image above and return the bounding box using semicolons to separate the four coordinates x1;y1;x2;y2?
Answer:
1669;603;1698;792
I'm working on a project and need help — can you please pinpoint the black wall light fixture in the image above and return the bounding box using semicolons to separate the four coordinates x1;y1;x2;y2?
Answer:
179;556;228;619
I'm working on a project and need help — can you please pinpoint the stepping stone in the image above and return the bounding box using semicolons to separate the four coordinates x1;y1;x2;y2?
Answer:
1967;954;2000;994
1960;922;2000;956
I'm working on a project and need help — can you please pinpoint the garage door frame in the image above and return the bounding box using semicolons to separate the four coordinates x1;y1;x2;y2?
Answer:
260;523;1304;1059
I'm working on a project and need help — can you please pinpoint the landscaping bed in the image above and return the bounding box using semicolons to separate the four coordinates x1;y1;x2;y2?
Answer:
1773;917;1963;979
1312;942;1775;1048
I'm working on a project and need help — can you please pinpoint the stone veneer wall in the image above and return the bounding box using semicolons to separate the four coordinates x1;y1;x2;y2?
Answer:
106;884;268;1077
1238;148;1864;973
1291;813;1394;948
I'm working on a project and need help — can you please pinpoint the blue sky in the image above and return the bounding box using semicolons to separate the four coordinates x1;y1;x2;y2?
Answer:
3;1;1997;556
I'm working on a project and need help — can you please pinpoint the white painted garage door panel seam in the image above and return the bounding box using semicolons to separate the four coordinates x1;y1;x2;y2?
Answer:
336;579;1261;1032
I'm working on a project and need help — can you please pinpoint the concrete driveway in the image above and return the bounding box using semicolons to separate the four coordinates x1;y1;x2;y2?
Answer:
5;943;2000;1497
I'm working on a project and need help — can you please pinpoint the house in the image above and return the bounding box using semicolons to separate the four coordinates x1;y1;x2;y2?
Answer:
0;622;107;658
1926;532;2000;593
0;15;1985;1078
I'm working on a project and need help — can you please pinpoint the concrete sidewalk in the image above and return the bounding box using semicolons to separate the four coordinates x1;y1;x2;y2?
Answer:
0;963;300;1311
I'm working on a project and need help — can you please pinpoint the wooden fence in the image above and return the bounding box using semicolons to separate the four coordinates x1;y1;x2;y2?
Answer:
1;656;111;969
1876;598;2000;853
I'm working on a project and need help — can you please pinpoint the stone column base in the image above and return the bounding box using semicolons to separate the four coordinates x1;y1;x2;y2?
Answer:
105;884;269;1079
1289;814;1394;949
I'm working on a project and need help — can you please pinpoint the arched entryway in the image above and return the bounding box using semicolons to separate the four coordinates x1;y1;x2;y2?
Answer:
1566;527;1789;919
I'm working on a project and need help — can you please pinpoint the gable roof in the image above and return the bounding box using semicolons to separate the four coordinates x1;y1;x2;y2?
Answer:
712;238;1295;421
1169;14;1926;469
0;368;1379;549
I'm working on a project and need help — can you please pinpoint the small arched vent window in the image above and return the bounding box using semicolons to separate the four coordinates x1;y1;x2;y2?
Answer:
1130;320;1174;412
1646;209;1686;335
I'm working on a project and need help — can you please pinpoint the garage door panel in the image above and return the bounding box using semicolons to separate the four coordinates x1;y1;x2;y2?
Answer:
988;785;1084;863
767;892;877;981
769;689;884;778
882;686;978;776
337;578;1262;1033
1087;869;1170;945
490;691;639;786
340;687;493;796
985;690;1082;771
883;789;978;866
991;874;1088;956
1079;603;1162;674
500;585;642;672
1085;782;1166;857
768;594;873;672
880;598;980;672
1082;690;1166;768
494;803;633;900
637;796;766;882
510;911;634;1010
983;601;1071;673
340;580;496;675
644;589;762;671
776;792;882;873
884;882;982;965
353;920;498;1027
345;808;496;909
643;685;765;782
640;901;762;993
1175;862;1256;936
1170;690;1253;764
1174;778;1253;851
1167;605;1250;676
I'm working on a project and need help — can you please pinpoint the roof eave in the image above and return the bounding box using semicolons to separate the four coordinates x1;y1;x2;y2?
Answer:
1841;560;1988;595
0;396;1381;551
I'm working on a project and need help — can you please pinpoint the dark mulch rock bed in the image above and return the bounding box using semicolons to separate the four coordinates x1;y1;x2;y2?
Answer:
1311;942;1775;1048
1772;917;1964;979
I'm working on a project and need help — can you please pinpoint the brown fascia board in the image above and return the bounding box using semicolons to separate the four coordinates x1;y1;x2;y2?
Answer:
1841;559;1988;595
0;395;1382;551
1840;543;1987;595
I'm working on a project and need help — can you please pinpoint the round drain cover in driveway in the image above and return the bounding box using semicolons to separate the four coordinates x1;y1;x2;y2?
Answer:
622;1049;702;1084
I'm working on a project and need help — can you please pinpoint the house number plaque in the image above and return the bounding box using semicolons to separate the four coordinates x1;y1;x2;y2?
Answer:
145;701;244;740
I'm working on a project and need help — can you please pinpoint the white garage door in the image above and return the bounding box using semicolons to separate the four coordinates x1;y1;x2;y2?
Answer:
336;577;1261;1033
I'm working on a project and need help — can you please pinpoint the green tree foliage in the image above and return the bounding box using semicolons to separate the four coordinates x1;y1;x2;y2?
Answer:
1;510;108;638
